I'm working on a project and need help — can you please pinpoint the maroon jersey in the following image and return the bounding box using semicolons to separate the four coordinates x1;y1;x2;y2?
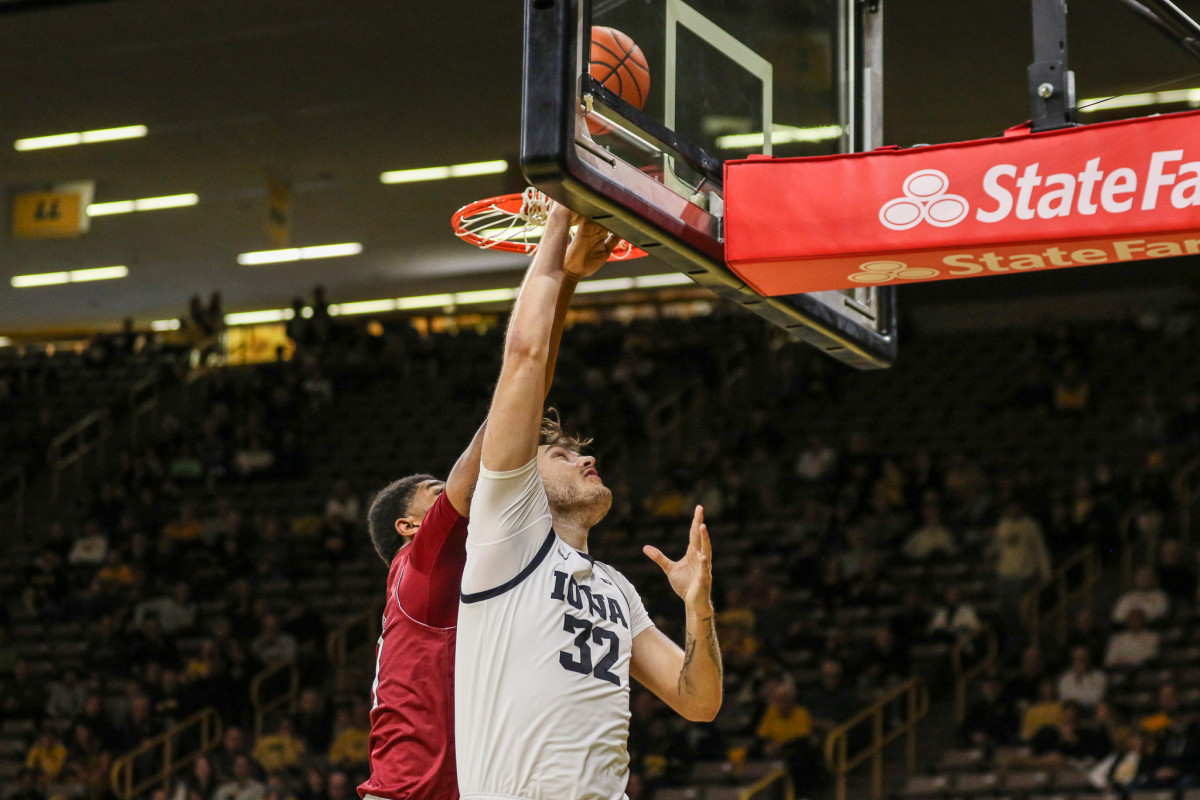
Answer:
359;492;467;800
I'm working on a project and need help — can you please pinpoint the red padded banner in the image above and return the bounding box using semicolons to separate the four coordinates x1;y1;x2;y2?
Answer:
724;111;1200;295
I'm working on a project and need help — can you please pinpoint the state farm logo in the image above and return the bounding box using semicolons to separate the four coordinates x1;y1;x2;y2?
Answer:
848;260;941;283
879;169;971;230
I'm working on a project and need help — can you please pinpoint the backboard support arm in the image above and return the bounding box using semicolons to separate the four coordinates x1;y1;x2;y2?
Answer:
1112;0;1200;61
1029;0;1076;132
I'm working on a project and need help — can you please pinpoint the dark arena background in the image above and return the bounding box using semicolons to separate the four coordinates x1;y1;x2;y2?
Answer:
2;1;1200;800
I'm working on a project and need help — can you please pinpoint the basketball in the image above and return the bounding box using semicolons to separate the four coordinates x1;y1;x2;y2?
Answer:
587;26;650;135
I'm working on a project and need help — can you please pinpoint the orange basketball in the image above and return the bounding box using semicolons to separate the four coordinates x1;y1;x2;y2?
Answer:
588;26;650;135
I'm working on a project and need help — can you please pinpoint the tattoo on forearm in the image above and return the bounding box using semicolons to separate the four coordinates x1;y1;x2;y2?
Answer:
679;615;722;696
704;616;723;682
678;634;697;696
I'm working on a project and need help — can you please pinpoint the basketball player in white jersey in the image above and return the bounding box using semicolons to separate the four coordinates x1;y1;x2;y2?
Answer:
456;214;724;800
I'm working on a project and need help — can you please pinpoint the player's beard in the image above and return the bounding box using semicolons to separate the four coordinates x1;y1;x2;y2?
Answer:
545;476;613;527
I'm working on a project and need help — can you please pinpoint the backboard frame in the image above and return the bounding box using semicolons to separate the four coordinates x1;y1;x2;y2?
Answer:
521;0;897;369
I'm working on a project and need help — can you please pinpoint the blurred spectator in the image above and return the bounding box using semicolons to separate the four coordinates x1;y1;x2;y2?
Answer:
23;549;66;617
0;625;18;679
1020;678;1063;741
129;616;181;671
642;478;687;518
294;767;327;800
960;677;1017;747
211;728;264;784
293;689;334;753
804;660;858;736
115;694;161;752
1141;683;1182;734
134;581;197;634
1028;700;1111;764
901;504;956;561
251;614;297;666
1154;539;1196;608
234;438;275;478
927;586;983;642
1132;392;1168;442
23;729;67;788
174;754;220;800
44;667;87;721
1112;567;1170;624
1065;608;1107;665
794;434;837;483
162;503;204;547
1140;710;1200;789
327;771;355;800
1104;608;1160;668
1089;731;1152;791
857;627;911;691
755;676;822;789
327;702;371;774
992;501;1051;645
68;522;109;567
213;755;265;800
95;549;136;597
1051;362;1090;414
324;479;361;535
253;717;306;774
3;660;47;721
1057;645;1107;710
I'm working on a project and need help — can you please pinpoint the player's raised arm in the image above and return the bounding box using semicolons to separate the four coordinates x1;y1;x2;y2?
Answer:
442;212;602;516
631;505;723;722
480;208;615;473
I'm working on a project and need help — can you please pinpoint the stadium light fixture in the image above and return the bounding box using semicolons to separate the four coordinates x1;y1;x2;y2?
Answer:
237;243;363;266
716;124;843;149
88;194;199;216
11;266;128;288
14;125;148;151
151;319;181;331
381;159;508;184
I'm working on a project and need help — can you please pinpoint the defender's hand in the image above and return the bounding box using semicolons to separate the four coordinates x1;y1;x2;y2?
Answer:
643;505;714;610
564;214;618;280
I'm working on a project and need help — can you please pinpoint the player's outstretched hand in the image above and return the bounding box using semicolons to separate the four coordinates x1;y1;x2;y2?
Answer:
643;505;714;610
564;212;618;280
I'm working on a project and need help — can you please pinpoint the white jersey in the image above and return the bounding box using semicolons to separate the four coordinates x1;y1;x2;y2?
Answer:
456;459;652;800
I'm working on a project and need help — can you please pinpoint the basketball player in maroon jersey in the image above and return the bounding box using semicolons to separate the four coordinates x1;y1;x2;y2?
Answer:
358;204;616;800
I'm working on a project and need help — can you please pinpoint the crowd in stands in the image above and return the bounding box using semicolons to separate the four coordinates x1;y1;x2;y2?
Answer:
1;299;1198;800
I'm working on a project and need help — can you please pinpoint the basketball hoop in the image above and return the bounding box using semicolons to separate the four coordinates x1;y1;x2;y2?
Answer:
451;187;646;261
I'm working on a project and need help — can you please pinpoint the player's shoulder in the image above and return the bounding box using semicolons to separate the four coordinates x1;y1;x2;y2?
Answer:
423;491;466;530
593;559;639;596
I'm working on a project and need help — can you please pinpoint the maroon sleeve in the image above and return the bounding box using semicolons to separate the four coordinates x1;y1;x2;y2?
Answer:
394;493;468;628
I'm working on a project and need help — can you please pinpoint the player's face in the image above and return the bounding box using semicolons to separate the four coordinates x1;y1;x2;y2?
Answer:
397;480;446;541
537;445;612;522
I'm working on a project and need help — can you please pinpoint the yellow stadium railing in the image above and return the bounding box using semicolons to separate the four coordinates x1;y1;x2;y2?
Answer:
250;660;300;739
110;707;222;800
1020;544;1102;648
328;601;382;695
48;407;113;500
952;624;999;723
740;765;795;800
824;676;929;800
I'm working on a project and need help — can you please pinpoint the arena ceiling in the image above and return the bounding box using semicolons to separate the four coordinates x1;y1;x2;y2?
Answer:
0;0;1197;333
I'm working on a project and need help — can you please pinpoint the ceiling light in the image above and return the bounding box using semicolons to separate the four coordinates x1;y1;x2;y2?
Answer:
10;266;128;288
237;243;363;266
331;299;397;316
1079;87;1200;112
576;278;636;294
716;124;843;150
14;125;148;151
70;266;129;282
151;319;180;331
86;193;199;216
11;272;69;288
380;159;508;184
633;273;692;288
224;309;293;326
0;337;11;347
396;294;455;310
453;288;517;304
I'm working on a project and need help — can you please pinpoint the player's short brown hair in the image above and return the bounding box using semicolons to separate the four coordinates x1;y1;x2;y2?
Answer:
539;408;592;452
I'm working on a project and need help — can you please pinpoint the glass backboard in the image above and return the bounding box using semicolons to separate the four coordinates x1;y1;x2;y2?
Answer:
522;0;896;368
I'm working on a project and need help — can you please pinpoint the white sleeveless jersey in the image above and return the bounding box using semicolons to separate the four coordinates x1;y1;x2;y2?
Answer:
456;459;652;800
